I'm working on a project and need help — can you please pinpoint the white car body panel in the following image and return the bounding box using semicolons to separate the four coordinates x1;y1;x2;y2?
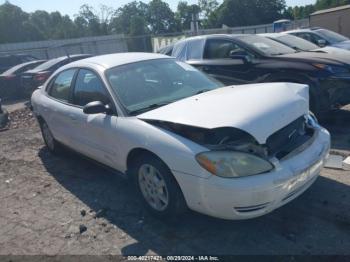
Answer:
31;53;331;220
139;83;309;144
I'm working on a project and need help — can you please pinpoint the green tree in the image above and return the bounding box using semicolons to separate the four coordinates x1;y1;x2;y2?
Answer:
315;0;349;10
0;2;32;43
147;0;178;34
198;0;219;28
176;2;201;31
212;0;286;27
74;4;110;36
110;1;148;34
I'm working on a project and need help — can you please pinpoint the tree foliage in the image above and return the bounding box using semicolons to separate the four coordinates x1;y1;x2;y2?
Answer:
0;0;349;44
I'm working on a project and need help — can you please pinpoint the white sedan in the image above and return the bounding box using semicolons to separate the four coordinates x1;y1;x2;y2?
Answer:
31;53;330;220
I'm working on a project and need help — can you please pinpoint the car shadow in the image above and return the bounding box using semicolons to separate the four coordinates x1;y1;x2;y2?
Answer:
38;147;350;255
319;108;350;152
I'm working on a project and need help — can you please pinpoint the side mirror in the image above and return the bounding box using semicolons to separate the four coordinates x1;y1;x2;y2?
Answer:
83;101;111;115
317;39;327;47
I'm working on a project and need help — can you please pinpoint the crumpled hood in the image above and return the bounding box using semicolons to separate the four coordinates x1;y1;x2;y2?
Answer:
138;83;309;144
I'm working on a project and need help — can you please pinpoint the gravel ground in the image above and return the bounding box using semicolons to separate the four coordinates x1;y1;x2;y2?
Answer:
0;104;349;256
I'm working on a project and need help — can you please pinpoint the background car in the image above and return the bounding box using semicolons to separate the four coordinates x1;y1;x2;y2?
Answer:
0;54;38;74
166;34;350;115
21;54;92;95
288;28;350;50
0;60;46;99
261;32;350;56
31;53;330;220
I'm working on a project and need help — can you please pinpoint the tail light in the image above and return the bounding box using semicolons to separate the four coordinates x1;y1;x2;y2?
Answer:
34;72;50;83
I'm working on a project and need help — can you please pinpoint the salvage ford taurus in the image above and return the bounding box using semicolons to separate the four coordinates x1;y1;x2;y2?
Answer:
31;53;330;220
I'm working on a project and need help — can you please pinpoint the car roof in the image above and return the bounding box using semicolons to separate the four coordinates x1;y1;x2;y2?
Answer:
287;28;323;34
259;33;281;38
66;52;171;69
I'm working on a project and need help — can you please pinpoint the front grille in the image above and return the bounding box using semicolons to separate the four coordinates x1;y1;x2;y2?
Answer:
266;116;314;160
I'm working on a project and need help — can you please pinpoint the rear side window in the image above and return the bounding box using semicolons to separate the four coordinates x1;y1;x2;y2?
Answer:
73;69;110;106
49;69;76;102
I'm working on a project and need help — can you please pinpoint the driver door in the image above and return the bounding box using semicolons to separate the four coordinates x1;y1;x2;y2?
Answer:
69;69;120;168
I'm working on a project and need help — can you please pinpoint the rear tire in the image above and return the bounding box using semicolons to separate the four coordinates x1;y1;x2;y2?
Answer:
130;154;187;219
39;121;61;154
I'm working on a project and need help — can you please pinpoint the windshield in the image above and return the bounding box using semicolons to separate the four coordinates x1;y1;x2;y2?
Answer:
276;34;319;51
238;35;296;55
106;59;223;115
316;29;349;44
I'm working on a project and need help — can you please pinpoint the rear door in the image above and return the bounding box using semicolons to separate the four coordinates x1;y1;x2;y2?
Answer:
43;69;77;145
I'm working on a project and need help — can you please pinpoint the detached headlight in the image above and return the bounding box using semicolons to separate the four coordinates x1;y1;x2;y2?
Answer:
312;63;349;74
196;151;274;178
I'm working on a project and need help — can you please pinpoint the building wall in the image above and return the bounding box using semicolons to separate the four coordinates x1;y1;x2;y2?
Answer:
310;8;350;37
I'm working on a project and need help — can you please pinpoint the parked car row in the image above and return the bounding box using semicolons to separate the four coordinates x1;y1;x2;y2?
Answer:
159;29;350;116
0;54;91;100
15;27;347;220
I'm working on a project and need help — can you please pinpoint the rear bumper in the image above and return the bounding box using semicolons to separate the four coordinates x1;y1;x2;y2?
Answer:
174;126;330;220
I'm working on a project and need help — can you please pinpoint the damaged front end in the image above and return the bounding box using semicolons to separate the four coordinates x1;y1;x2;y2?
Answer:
144;119;269;158
144;114;317;177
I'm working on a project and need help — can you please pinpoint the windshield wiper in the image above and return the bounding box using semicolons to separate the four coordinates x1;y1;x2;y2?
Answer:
195;89;212;95
129;101;173;115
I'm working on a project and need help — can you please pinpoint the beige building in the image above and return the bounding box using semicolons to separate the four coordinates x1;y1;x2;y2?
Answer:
310;5;350;38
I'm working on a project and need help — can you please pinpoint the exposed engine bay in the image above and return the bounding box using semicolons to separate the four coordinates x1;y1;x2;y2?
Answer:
145;120;269;158
145;115;316;160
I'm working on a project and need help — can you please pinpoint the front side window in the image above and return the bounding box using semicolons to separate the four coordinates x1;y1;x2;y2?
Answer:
73;69;110;107
49;69;76;102
277;34;319;51
106;59;222;115
295;32;323;45
204;39;249;59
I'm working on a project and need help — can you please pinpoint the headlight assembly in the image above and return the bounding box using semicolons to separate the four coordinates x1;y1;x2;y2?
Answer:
196;151;274;178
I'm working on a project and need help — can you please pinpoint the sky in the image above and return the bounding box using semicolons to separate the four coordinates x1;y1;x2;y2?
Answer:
5;0;316;18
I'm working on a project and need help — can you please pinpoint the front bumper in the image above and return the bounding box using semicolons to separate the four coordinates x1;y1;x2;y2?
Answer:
174;126;330;220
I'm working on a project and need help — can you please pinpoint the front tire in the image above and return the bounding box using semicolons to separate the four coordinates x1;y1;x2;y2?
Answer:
130;155;187;219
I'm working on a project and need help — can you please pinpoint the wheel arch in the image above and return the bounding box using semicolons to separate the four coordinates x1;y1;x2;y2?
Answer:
126;147;169;175
126;147;185;195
